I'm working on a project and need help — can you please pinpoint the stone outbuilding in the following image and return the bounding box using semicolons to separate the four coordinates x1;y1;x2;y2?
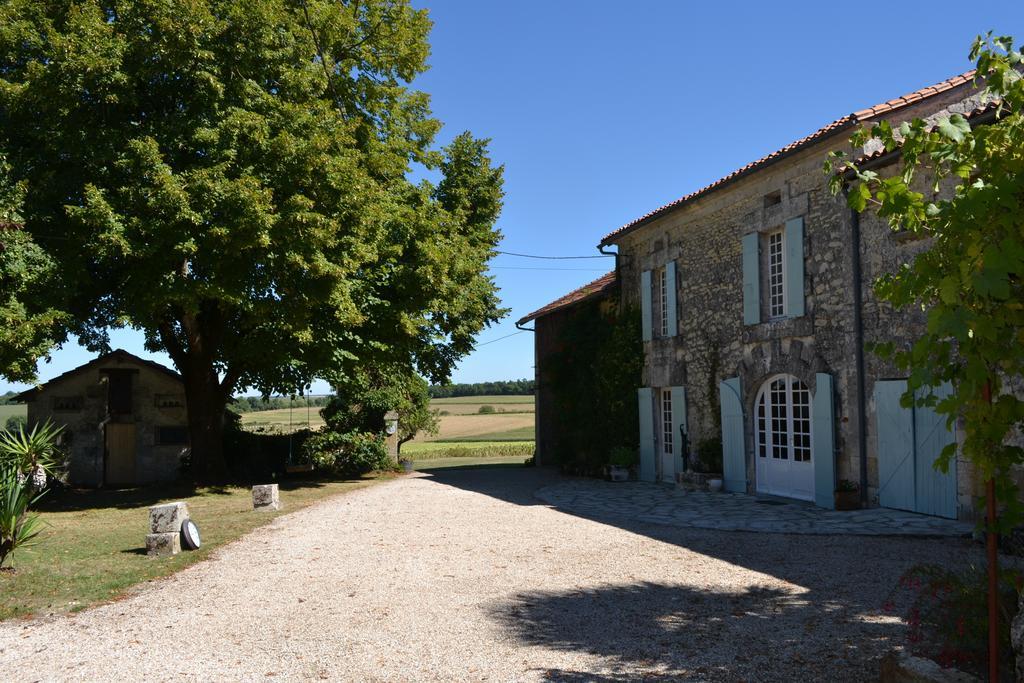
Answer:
16;349;189;487
517;271;618;465
527;70;995;520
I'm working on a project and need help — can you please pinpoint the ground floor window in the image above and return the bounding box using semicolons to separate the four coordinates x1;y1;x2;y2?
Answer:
661;389;673;454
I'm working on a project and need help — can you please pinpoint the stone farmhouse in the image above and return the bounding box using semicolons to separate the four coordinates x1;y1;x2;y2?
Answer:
520;70;997;520
16;349;189;487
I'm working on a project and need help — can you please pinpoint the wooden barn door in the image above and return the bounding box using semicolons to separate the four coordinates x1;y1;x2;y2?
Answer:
105;423;136;486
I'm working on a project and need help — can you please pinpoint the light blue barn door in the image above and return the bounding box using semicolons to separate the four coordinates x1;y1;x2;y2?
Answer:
638;388;655;482
913;384;957;519
875;380;916;512
875;380;957;518
719;378;746;493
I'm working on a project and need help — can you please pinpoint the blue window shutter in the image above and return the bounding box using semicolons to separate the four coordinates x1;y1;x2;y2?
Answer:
671;386;687;475
812;373;836;509
742;233;760;325
640;270;652;342
875;380;916;512
637;388;655;482
784;217;805;317
913;382;957;519
665;261;678;337
719;377;746;492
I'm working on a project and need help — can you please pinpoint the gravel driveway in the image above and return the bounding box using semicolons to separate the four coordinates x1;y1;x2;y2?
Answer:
0;468;981;682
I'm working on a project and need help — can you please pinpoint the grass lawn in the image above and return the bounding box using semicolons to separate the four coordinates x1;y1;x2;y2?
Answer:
413;455;531;470
0;476;389;621
403;440;533;460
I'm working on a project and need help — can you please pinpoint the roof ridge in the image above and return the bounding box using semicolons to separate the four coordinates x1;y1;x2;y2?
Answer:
599;68;978;245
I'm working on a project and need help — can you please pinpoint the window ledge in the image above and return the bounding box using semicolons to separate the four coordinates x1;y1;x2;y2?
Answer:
742;315;813;343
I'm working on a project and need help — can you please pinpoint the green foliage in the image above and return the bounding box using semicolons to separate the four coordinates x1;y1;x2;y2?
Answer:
407;442;534;460
548;302;643;474
3;416;25;433
477;405;496;414
826;34;1024;527
428;379;534;398
0;420;64;484
694;436;723;474
607;446;636;468
889;564;1022;680
0;157;66;384
0;0;505;478
301;430;391;477
0;465;45;568
835;479;859;493
324;367;438;444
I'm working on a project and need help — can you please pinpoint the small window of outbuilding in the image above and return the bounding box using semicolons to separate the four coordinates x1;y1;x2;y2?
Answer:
154;394;185;409
53;396;84;411
156;426;188;445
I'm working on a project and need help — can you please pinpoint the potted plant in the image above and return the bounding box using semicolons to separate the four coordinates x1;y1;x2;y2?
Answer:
834;479;860;510
398;457;414;473
606;446;635;482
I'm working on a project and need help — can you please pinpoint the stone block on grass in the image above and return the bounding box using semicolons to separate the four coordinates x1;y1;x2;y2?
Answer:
252;484;280;511
146;532;181;557
149;501;190;534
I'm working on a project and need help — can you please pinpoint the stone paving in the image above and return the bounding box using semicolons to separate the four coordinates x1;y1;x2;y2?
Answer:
535;479;975;537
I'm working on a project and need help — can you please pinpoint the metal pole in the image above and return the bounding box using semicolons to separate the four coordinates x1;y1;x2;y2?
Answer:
983;380;998;682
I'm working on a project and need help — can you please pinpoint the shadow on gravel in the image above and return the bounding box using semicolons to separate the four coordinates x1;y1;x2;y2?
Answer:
429;467;981;681
489;580;899;682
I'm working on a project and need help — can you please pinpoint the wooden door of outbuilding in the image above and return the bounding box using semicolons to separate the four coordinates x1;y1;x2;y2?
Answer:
105;423;136;486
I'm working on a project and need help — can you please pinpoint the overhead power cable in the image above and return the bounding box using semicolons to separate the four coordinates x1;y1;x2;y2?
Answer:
491;266;608;272
495;250;612;260
476;330;528;347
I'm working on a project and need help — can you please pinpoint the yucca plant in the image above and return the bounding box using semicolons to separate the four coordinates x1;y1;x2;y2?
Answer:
0;465;46;569
0;420;65;489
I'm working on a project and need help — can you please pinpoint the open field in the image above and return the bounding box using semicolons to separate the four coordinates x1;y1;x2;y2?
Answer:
239;406;326;432
239;396;535;444
415;413;534;443
0;404;26;423
0;476;389;621
431;395;532;405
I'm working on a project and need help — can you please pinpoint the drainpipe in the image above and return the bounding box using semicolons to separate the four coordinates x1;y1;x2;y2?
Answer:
598;242;619;278
844;188;869;506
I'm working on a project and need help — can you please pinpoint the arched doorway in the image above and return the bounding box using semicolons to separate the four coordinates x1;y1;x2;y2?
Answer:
755;374;814;501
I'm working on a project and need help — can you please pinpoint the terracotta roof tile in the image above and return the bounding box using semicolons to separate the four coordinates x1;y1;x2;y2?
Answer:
599;69;978;245
516;271;617;325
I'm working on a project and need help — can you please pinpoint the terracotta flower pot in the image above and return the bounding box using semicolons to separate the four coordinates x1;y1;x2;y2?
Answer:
834;489;860;510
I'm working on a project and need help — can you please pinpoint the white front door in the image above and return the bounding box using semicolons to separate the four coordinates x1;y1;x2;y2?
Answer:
659;388;675;483
755;375;814;501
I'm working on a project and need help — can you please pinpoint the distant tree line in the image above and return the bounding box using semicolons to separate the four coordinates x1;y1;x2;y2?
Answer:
428;380;534;398
229;395;331;413
0;391;19;405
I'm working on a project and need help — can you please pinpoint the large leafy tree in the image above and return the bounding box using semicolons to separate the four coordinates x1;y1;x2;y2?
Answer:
0;157;65;384
0;0;505;480
827;35;1024;678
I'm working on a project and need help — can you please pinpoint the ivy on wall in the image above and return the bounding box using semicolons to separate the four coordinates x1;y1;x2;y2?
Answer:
546;301;643;475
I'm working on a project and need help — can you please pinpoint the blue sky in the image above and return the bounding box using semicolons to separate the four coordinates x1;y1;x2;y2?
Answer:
3;2;1022;396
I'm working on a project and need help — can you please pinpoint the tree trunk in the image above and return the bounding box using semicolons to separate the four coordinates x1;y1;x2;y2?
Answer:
182;366;230;484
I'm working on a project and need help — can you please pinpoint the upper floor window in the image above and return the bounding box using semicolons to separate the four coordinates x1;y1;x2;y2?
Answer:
767;230;785;318
658;268;669;337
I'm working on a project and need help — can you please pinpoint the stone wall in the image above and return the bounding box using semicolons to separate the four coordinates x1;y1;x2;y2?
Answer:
610;78;985;517
25;355;188;486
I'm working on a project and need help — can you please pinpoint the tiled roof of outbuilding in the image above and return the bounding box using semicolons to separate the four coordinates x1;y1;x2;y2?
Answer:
598;70;977;246
13;349;182;401
516;271;617;325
